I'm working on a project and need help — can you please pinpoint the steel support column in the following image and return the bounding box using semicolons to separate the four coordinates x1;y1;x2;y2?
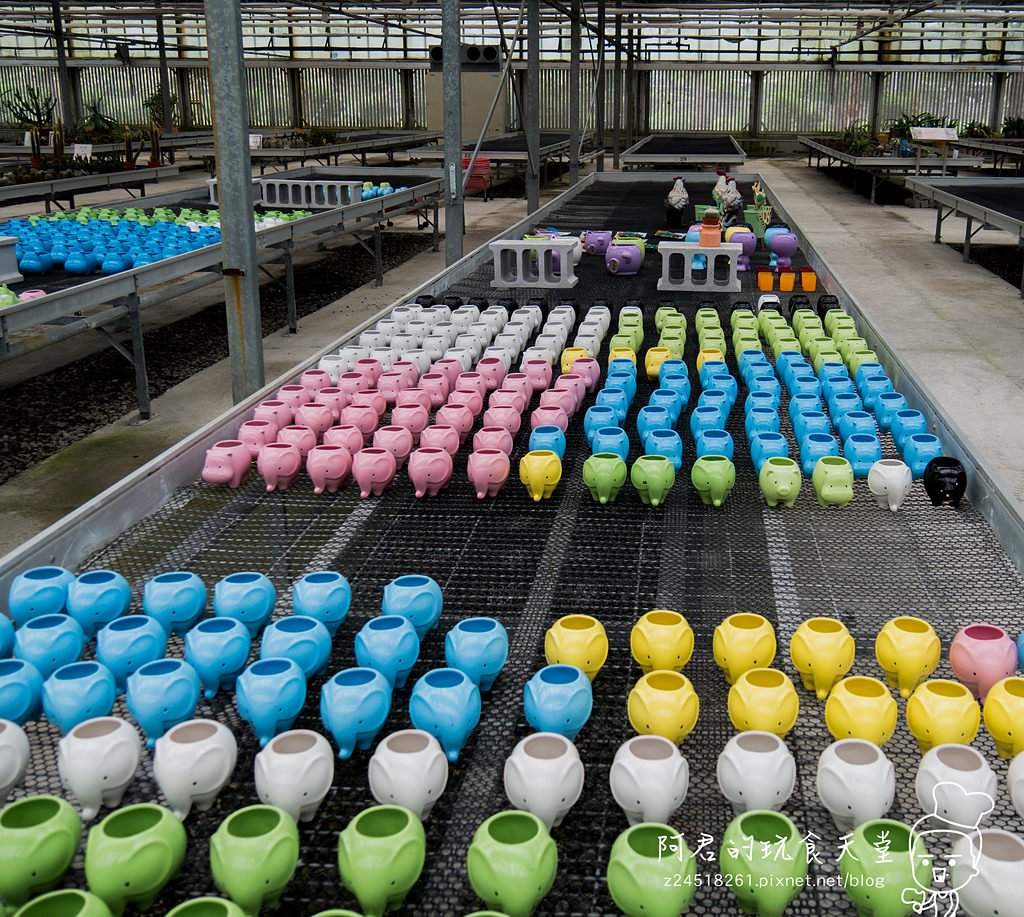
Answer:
50;0;77;127
154;0;176;164
612;1;621;168
526;0;540;213
442;0;463;265
625;15;634;151
595;0;606;172
569;0;581;185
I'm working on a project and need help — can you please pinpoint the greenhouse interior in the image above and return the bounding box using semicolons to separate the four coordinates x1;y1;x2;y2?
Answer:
2;2;1024;916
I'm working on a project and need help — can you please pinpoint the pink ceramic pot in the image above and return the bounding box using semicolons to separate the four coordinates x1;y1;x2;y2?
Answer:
407;447;454;498
324;424;366;455
254;400;291;430
523;360;553;392
473;425;515;456
295;402;334;438
531;405;569;431
340;404;380;438
396;389;432;413
373;425;415;468
390;403;430;440
467;449;511;498
447;389;484;417
571;358;601;392
257;442;303;492
18;289;47;301
300;368;331;394
277;424;317;459
435;403;475;441
431;358;463;388
949;624;1019;702
503;373;533;402
376;372;408;405
554;374;586;411
316;388;348;422
237;420;277;458
338;372;370;398
420;373;450;407
475;357;507;391
352;447;397;498
306;444;352;494
481;404;522;435
276;384;311;414
420;424;461;456
539;387;577;418
354;358;384;387
391;360;419;388
455;372;488;400
352;390;388;419
489;388;527;413
202;440;251;488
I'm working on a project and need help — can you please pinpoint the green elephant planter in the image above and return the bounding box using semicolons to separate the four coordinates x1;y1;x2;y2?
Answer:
838;819;930;917
12;890;113;917
583;452;628;504
164;899;248;917
812;455;854;508
720;810;808;917
467;811;557;917
607;823;696;917
759;456;802;507
0;796;82;909
631;455;676;507
691;455;736;507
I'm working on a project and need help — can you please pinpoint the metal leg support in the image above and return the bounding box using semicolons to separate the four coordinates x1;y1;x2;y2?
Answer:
284;244;297;333
374;225;383;287
964;216;973;262
128;294;152;419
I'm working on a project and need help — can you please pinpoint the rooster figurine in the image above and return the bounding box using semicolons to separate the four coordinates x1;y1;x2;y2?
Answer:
666;176;689;210
719;176;744;228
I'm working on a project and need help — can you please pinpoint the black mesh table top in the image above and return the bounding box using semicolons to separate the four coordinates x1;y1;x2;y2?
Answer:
630;134;743;157
926;182;1024;223
475;132;572;152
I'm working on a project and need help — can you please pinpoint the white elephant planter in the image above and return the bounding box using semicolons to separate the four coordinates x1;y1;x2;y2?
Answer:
57;716;141;821
867;459;913;512
368;729;448;821
717;731;795;815
0;718;30;804
255;728;335;823
610;734;689;826
153;718;237;820
503;732;584;829
816;738;895;834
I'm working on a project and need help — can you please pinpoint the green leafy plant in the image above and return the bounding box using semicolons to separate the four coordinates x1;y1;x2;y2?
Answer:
958;119;992;138
142;89;177;128
884;111;959;139
837;120;878;156
1003;116;1024;138
74;99;121;142
1;87;56;129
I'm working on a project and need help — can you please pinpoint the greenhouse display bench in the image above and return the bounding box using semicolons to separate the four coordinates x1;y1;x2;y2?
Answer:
620;132;746;169
0;165;181;214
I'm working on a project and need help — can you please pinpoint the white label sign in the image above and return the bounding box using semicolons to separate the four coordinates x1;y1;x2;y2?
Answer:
73;143;93;161
248;133;263;149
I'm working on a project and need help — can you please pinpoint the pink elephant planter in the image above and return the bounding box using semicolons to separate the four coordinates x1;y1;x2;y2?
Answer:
408;447;454;498
571;358;601;392
473;425;515;456
295;402;334;438
475;357;507;391
354;358;384;387
324;424;366;455
202;440;252;488
352;447;398;498
237;420;278;458
553;374;586;411
352;389;388;419
482;404;522;435
257;442;303;492
300;368;331;394
373;425;415;468
455;372;488;400
390;403;430;440
502;373;533;402
254;400;292;430
447;388;484;417
276;384;311;415
340;403;380;439
421;424;462;456
307;444;352;494
376;372;408;405
419;373;450;407
431;358;464;388
531;405;569;432
435;403;475;441
316;388;348;422
539;387;577;419
489;388;527;413
949;624;1019;702
467;449;511;498
277;424;318;460
523;360;553;392
396;389;432;413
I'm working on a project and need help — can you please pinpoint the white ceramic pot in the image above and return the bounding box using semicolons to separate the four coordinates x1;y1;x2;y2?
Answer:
1008;751;1024;821
586;306;612;336
867;459;913;512
338;345;370;371
717;731;796;815
573;334;602;358
915;743;997;830
952;829;1024;917
56;715;141;821
254;728;335;823
493;333;522;358
816;738;895;834
445;347;474;372
503;732;585;829
153;718;237;820
367;728;448;821
609;734;689;826
481;347;514;373
0;718;30;804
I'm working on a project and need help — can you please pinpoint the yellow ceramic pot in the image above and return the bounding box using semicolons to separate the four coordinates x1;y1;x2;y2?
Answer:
874;616;941;699
519;450;562;502
789;617;855;700
627;671;699;745
713;613;777;685
643;347;673;382
983;676;1024;758
607;347;636;367
824;676;898;747
630;610;694;674
544;614;609;682
905;679;981;754
695;348;725;373
560;347;589;375
727;668;800;738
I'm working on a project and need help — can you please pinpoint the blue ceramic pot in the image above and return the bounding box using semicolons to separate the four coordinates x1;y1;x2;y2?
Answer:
858;374;893;411
642;429;683;470
7;566;74;627
142;572;207;636
13;614;86;679
854;361;886;389
126;659;201;748
584;406;617;446
843;433;882;478
444;618;509;692
738;352;770;385
595;387;629;422
838;410;877;441
744;407;780;440
0;658;43;724
696;388;730;421
42;661;116;734
292;571;351;636
608;357;637;378
606;372;637;404
591;427;630;463
891;409;928;452
698;360;728;389
706;374;739;411
260;616;331;679
695;428;734;461
0;615;11;658
321;667;392;759
184;617;252;699
648;388;683;425
237;658;307;747
781;362;814;395
354;616;420;688
789;374;821;400
903;433;944;478
747;374;781;409
787;392;820;424
800;433;840;476
66;570;131;639
524;664;592;741
744;391;778;418
659;373;691;408
821;374;856;403
636;405;672;442
793;409;830;444
874;391;908;433
750;431;789;473
382;575;443;639
95;616;167;693
213;572;276;639
690;405;725;440
658;359;687;386
1017;631;1024;673
408;668;481;762
775;352;807;387
818;360;849;382
827;390;864;421
529;425;567;460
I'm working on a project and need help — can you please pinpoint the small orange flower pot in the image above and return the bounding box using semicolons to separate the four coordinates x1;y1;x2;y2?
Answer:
756;268;773;292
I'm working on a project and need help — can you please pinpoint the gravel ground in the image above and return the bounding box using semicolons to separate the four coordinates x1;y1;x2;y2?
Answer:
0;231;435;485
949;242;1023;289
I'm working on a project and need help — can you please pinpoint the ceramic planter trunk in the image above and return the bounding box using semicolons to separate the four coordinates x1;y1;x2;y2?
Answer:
717;731;796;814
254;729;335;823
57;716;141;821
503;732;584;829
720;811;808;917
610;734;688;825
260;615;332;679
466;811;557;917
630;610;693;674
85;803;186;915
367;729;448;820
544;614;608;681
607;823;696;917
338;805;426;917
126;658;201;748
523;664;592;741
728;668;800;737
874;616;941;699
409;667;481;762
905;679;981;753
825;676;899;747
320;667;392;759
838;819;930;917
789;617;855;699
0;718;29;805
184;617;252;699
0;795;81;907
713;613;777;685
951;830;1024;917
627;671;700;745
7;565;74;627
816;738;895;833
236;658;307;748
154;719;237;820
949;623;1018;702
445;617;509;691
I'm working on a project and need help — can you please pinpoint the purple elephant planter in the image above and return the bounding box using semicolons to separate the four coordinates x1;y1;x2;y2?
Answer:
584;230;612;255
606;243;643;276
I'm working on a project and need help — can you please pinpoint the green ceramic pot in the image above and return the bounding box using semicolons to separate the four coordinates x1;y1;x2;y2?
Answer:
812;456;854;508
163;899;248;917
210;805;299;917
691;455;736;507
0;795;82;907
466;810;557;917
631;455;676;507
607;823;696;917
839;819;930;917
337;805;426;917
12;889;112;917
583;452;628;504
719;810;808;917
85;803;186;916
308;912;365;917
759;457;802;508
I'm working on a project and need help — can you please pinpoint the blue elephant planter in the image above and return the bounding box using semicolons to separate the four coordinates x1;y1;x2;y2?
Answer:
523;664;592;740
126;659;201;748
354;616;420;688
184;617;252;699
444;618;509;692
321;667;392;759
409;667;482;761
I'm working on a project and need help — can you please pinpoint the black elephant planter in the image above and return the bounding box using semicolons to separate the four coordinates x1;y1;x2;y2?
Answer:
923;456;967;507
